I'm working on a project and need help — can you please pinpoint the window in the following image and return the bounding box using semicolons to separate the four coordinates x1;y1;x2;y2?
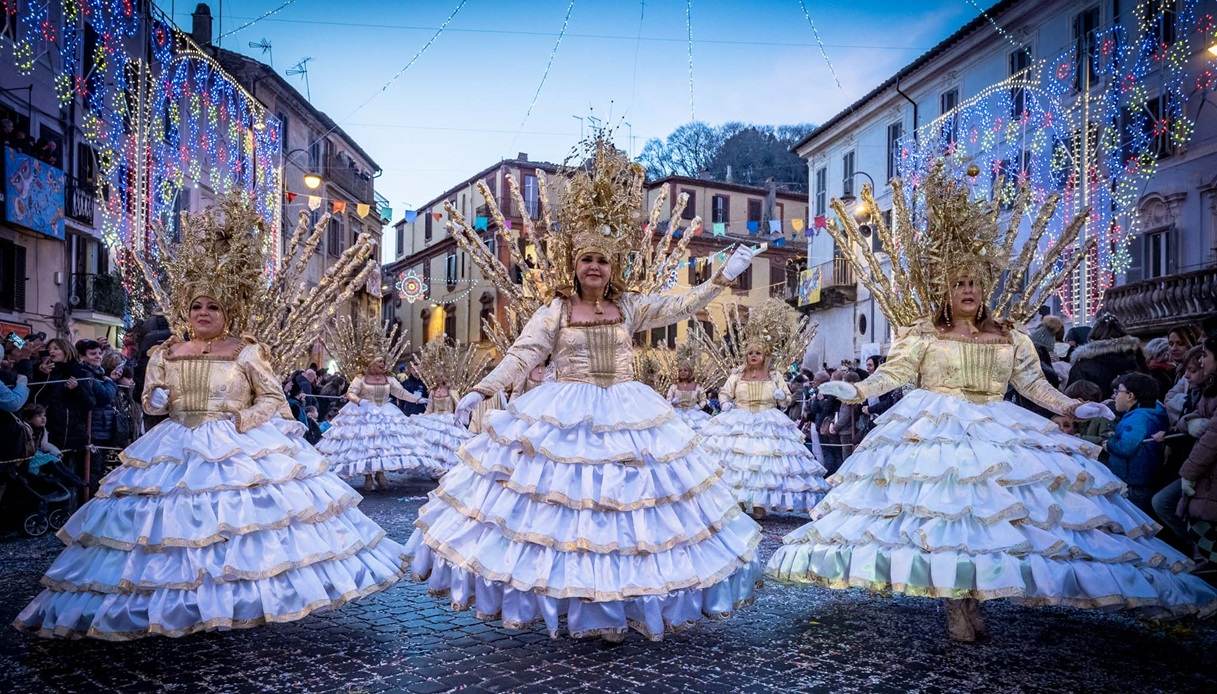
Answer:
688;255;712;285
1009;48;1031;119
445;252;458;290
1139;228;1173;279
308;135;322;170
424;211;433;243
395;224;404;258
522;174;539;218
1145;93;1176;159
327;217;342;257
747;199;763;232
650;325;677;349
940;88;959;142
82;23;98;77
76;142;96;185
814;167;827;218
1073;6;1101;92
886;121;903;181
735;263;753;291
444;305;457;339
421;259;432;289
277;111;290;152
841;151;856;197
681;189;697;220
711;194;729;224
0;238;27;312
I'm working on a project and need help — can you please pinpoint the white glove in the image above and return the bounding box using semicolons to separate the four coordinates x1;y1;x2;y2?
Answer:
818;381;858;401
721;245;760;281
149;387;170;410
720;401;734;412
772;388;788;401
418;397;430;405
1181;478;1197;497
1074;402;1115;421
16;374;27;387
455;391;483;426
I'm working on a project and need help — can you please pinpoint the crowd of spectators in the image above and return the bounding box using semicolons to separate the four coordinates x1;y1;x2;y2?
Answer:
1;115;62;168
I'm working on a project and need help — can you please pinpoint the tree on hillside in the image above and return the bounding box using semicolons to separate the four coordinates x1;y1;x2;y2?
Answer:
636;122;815;193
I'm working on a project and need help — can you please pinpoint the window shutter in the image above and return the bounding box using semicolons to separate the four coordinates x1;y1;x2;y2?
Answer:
13;244;26;313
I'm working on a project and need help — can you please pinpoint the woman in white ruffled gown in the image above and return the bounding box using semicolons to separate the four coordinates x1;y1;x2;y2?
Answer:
405;244;764;641
316;357;429;491
700;348;829;519
409;381;470;478
14;296;407;640
768;276;1217;640
665;366;711;432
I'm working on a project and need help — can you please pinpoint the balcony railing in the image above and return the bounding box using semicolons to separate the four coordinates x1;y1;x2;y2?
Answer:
66;176;96;225
789;257;857;309
68;272;127;317
325;156;374;204
1102;266;1217;335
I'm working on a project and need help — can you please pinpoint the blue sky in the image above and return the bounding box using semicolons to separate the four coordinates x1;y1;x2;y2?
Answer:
165;0;983;240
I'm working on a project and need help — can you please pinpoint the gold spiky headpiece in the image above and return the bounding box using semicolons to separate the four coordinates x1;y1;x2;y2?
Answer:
693;299;817;388
632;345;676;394
827;163;1093;328
446;129;703;321
411;337;490;396
324;316;411;377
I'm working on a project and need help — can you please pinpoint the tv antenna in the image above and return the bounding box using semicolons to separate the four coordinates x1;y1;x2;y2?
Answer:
248;39;273;68
287;57;313;101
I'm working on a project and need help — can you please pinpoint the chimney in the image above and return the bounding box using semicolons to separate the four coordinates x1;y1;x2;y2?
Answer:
516;152;528;162
725;164;733;182
191;4;213;46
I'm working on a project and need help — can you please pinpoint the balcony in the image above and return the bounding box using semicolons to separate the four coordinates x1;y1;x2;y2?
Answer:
789;257;857;310
1102;266;1217;336
325;156;374;204
66;177;96;226
68;272;127;318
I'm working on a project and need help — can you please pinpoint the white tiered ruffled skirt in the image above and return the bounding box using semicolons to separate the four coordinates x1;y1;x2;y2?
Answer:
405;381;763;640
700;407;829;516
13;417;408;640
766;389;1217;617
674;406;712;432
317;400;431;478
408;413;471;478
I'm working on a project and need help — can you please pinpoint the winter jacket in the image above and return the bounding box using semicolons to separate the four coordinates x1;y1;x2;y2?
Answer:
30;361;96;450
1178;416;1217;523
1105;403;1167;489
81;362;119;444
1144;361;1177;406
397;375;428;416
1075;416;1114;447
1067;336;1145;399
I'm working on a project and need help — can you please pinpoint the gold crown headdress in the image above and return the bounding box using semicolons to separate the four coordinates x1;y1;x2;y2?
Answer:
694;299;816;388
632;345;676;394
411;337;490;396
827;163;1093;328
324;316;411;377
446;131;704;345
673;339;713;384
133;194;379;375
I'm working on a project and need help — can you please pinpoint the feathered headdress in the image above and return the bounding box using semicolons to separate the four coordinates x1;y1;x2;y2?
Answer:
411;337;490;396
826;163;1093;328
694;299;816;388
324;316;410;377
446;130;704;351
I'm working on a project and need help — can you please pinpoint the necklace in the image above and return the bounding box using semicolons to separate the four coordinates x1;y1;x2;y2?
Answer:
199;333;228;354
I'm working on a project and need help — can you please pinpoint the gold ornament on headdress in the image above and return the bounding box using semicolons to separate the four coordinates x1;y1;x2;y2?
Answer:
324;315;411;377
131;194;380;376
446;130;703;341
693;298;816;388
632;345;676;394
673;339;713;385
411;337;490;397
826;163;1093;328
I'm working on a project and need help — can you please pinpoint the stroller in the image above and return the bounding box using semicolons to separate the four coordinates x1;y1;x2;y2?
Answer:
0;457;80;537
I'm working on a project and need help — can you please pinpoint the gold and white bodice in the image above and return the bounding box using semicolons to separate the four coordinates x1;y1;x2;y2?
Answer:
473;275;730;397
427;391;457;414
668;384;708;410
142;339;290;432
348;376;414;406
721;371;786;413
852;322;1079;414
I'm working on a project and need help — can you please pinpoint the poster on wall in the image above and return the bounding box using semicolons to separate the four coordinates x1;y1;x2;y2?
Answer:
798;268;821;306
4;147;65;240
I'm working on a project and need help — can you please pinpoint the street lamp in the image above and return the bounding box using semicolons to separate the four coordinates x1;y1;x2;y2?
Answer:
837;170;877;221
1209;39;1217;56
284;147;323;190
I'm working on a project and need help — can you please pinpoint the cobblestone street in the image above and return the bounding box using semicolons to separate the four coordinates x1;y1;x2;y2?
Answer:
2;484;1215;694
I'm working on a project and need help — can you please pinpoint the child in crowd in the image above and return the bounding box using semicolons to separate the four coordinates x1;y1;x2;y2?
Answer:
20;403;62;473
1105;372;1167;512
1063;380;1113;446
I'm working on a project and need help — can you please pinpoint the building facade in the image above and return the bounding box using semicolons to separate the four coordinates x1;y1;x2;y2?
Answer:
797;0;1217;366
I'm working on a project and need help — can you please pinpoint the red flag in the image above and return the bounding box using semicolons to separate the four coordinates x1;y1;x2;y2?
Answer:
814;215;827;229
285;191;298;203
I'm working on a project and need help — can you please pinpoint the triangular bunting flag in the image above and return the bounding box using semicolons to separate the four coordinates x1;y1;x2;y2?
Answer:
712;222;726;237
791;217;805;232
768;219;780;233
474;216;489;231
285;191;298;203
814;215;827;229
747;220;759;235
432;211;443;222
404;210;418;223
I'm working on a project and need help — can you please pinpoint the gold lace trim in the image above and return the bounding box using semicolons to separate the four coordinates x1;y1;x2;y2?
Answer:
117;439;306;469
424;489;744;555
456;449;725;511
503;401;676;433
479;422;698;465
95;460;328;498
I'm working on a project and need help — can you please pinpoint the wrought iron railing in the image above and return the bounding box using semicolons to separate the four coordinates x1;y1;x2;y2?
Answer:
68;272;127;317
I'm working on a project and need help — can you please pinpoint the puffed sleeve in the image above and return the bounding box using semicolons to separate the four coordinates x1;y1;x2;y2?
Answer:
1008;330;1080;417
387;377;420;403
771;370;790;404
665;384;679;404
141;344;171;415
719;372;740;405
622;271;732;333
472;299;561;398
849;329;931;404
235;341;293;433
346;376;366;403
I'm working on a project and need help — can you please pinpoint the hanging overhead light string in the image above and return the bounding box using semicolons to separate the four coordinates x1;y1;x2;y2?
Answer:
686;0;696;121
215;0;300;41
796;0;844;92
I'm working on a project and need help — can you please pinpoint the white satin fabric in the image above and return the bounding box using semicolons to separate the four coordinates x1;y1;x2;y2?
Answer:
407;412;471;478
674;406;712;432
14;418;408;640
317;400;431;478
701;408;829;516
767;389;1217;616
405;380;763;639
